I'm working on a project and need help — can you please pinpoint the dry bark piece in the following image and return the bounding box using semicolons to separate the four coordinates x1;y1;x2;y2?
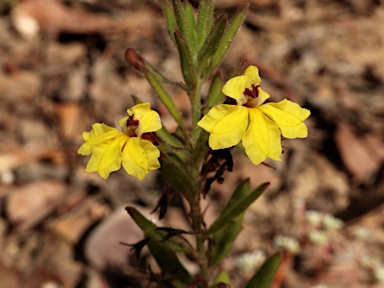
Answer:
85;206;160;271
6;180;67;231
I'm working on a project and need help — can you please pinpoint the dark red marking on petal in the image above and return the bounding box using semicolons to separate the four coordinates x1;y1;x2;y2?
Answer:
243;84;260;98
126;115;139;127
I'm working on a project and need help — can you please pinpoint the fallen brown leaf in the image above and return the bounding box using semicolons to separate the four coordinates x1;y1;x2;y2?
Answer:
334;121;383;183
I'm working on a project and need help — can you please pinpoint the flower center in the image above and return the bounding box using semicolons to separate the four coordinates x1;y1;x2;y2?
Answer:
243;84;260;99
243;84;261;108
126;115;139;137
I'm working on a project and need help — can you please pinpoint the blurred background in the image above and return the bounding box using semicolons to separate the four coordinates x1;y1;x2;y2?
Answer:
0;0;383;287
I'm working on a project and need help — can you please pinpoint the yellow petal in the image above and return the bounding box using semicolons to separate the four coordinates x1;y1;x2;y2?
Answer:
198;104;249;149
117;116;129;133
78;123;123;155
222;74;249;104
259;99;310;139
244;65;261;85
127;103;162;136
122;138;160;181
222;65;262;105
242;108;282;165
84;135;128;179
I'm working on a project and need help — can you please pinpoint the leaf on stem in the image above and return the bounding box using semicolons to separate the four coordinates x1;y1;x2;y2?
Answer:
208;4;249;73
174;30;197;91
183;2;198;52
126;206;190;253
171;0;197;54
163;3;178;46
207;181;269;234
156;127;184;149
244;252;281;288
205;71;225;107
196;0;215;50
148;240;191;285
209;180;251;266
145;70;187;132
198;15;227;76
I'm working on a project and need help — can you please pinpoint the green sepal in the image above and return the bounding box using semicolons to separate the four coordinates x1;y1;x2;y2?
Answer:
148;240;191;286
208;181;269;234
126;206;190;253
174;30;197;91
163;3;178;46
205;72;224;107
209;180;251;266
244;252;281;288
198;15;227;77
197;0;214;50
208;4;249;73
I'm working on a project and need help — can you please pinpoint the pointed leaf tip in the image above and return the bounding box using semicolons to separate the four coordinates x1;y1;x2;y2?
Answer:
125;206;135;215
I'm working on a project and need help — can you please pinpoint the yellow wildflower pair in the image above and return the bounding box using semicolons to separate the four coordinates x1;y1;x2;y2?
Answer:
198;65;310;165
78;65;310;180
78;103;161;180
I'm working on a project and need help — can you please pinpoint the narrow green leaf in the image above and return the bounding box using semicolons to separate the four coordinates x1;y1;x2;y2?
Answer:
174;30;197;90
148;240;191;285
145;71;187;134
209;181;252;267
198;15;227;74
163;3;178;46
208;4;249;73
156;127;184;148
183;2;198;53
171;0;196;54
205;72;224;107
221;179;251;213
210;213;244;266
126;206;190;253
197;0;215;49
171;0;184;33
244;253;281;288
208;182;269;234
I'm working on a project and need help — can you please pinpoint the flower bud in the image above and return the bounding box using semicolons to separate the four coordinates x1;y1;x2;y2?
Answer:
125;48;146;72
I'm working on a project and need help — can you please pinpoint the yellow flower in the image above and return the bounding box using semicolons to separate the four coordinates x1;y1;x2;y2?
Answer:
78;103;162;180
198;65;310;165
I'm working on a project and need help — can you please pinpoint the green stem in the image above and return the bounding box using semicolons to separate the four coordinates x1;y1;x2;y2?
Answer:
191;81;202;146
189;191;208;284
